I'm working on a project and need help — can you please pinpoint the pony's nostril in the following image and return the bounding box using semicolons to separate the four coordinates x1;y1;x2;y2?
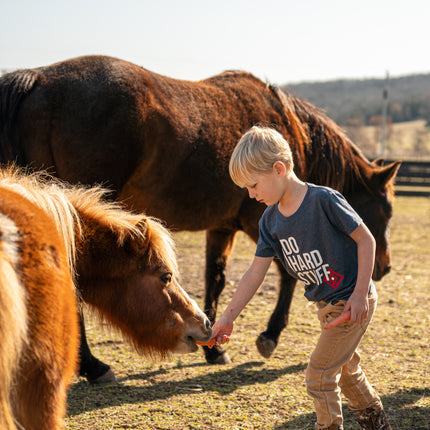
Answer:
384;265;391;275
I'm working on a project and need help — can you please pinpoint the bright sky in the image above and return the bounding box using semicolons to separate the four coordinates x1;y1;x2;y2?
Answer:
1;0;428;85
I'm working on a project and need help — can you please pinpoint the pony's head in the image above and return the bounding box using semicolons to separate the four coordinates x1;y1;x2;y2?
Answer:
67;187;212;357
0;166;212;357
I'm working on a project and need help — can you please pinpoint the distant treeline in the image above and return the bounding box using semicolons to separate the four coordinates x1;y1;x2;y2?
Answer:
282;73;430;126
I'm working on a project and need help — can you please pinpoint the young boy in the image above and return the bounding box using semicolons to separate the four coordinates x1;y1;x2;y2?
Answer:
211;126;391;429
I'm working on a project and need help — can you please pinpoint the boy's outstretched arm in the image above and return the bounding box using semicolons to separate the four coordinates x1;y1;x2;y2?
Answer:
211;256;273;344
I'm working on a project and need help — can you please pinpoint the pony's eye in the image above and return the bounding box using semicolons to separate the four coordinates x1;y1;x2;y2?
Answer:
160;271;172;285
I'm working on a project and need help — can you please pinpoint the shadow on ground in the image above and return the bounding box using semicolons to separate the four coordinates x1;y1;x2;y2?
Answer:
68;362;429;429
273;387;430;430
68;361;306;416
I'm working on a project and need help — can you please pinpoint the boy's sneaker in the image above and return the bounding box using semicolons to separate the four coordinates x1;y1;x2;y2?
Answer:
353;405;392;429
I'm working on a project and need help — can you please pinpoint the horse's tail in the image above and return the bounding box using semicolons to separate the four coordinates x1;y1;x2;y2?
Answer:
0;215;28;430
0;69;38;165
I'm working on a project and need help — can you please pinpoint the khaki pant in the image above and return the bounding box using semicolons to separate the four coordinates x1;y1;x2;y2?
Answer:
306;291;382;429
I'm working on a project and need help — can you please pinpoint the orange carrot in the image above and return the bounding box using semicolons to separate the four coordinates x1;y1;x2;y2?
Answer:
195;339;217;347
196;335;230;347
324;310;351;329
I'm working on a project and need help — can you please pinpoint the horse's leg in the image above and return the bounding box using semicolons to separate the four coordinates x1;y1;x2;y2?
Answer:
256;261;297;358
203;228;238;364
78;309;116;383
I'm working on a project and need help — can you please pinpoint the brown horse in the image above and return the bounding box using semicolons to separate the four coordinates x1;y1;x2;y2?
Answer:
0;55;400;377
0;166;211;430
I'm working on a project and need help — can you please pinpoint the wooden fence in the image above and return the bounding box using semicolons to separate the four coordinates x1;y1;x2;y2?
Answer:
388;160;430;197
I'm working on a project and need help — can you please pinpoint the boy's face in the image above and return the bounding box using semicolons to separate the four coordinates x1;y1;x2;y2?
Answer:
244;162;286;206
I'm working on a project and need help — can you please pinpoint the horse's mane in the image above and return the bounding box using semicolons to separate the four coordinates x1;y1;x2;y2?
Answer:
0;166;178;278
269;85;374;196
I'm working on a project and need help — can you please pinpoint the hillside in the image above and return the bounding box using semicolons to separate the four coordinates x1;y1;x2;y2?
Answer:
282;73;430;126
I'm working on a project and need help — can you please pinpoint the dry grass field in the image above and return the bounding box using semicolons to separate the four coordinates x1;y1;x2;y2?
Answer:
348;119;430;160
64;195;430;429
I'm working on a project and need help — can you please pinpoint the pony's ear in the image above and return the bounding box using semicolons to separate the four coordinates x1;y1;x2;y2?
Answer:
125;219;151;255
378;161;401;186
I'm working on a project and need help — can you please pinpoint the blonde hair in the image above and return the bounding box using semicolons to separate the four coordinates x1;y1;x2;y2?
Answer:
229;125;294;187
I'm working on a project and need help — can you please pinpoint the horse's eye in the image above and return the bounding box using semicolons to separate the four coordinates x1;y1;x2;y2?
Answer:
160;271;172;285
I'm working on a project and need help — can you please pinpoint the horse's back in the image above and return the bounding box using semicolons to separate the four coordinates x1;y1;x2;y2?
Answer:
0;56;269;226
0;56;143;190
4;55;287;164
0;55;395;233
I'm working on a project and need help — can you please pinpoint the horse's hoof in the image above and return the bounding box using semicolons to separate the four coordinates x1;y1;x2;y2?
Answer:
211;351;232;364
89;368;116;384
256;334;276;359
204;345;232;365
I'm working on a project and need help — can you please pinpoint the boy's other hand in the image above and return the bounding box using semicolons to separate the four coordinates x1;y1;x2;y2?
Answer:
324;309;351;329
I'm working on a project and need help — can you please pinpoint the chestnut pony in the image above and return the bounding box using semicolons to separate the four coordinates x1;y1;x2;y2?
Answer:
0;166;211;430
0;56;400;376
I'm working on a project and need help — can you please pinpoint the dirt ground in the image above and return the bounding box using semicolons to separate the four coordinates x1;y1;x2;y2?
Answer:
66;196;430;429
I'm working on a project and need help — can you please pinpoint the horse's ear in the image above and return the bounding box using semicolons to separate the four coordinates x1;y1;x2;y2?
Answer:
378;160;401;186
373;158;385;166
125;219;151;255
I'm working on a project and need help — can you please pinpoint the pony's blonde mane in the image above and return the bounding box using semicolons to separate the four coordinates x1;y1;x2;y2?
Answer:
0;167;80;271
66;186;178;274
0;166;178;278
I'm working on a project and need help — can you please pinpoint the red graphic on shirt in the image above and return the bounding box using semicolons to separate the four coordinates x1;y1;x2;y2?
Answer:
324;269;344;289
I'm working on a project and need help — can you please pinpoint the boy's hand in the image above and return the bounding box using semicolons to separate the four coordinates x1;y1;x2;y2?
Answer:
210;316;234;345
324;290;370;329
346;291;369;322
324;309;351;329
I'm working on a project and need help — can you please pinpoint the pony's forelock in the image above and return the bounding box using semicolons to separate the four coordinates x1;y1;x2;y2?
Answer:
67;188;178;274
145;216;178;275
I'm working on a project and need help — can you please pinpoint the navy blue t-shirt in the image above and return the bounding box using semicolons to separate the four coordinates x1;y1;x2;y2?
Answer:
256;183;373;302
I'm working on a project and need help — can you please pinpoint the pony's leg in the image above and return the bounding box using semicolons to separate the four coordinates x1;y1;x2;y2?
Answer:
256;261;297;358
15;365;68;430
203;228;238;364
78;309;116;383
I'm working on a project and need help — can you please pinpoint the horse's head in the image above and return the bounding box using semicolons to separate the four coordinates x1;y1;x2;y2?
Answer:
74;207;212;357
346;159;401;281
